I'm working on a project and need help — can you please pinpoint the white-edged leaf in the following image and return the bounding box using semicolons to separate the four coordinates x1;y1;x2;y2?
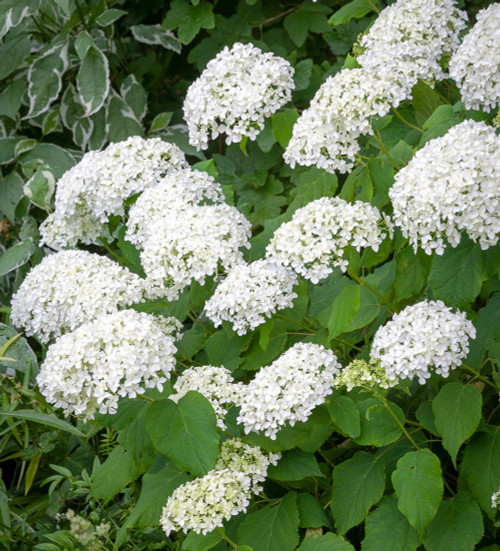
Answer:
74;30;94;61
0;0;38;40
96;8;127;27
76;44;110;116
106;89;143;142
25;42;69;119
131;24;181;53
120;74;147;122
23;169;55;211
60;83;94;150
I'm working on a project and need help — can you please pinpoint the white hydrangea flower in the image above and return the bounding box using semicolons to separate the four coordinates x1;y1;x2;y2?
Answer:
126;168;225;249
183;42;294;150
140;203;251;301
284;68;408;174
389;120;500;255
37;310;182;418
358;0;467;86
266;196;393;283
214;439;281;492
237;343;341;439
10;250;146;343
204;259;298;335
371;300;476;384
449;3;500;111
335;358;398;392
40;136;187;248
492;487;500;509
161;469;252;536
170;366;240;429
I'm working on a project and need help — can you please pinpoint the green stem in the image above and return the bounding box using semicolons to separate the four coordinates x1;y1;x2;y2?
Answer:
346;267;396;313
252;7;297;28
364;0;380;14
216;527;238;550
462;363;498;391
74;0;91;32
137;394;154;404
392;108;424;133
373;130;400;170
98;238;127;266
375;392;420;450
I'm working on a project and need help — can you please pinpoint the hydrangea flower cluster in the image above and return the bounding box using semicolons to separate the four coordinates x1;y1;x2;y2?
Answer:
284;68;408;173
183;42;294;149
40;136;187;248
449;3;500;111
335;358;398;391
170;366;241;429
10;250;145;342
358;0;467;85
237;343;341;439
266;197;393;283
204;259;298;335
161;439;279;535
389;120;500;254
371;300;476;384
37;310;181;418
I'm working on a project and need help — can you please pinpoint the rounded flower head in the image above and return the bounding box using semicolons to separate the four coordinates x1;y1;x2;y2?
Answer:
266;196;393;283
183;42;294;150
284;68;408;174
204;259;298;335
389;120;500;254
237;343;341;439
37;310;182;418
140;203;251;301
335;358;398;392
40;136;187;248
449;3;500;111
170;366;240;429
10;250;146;342
371;300;476;384
358;0;467;86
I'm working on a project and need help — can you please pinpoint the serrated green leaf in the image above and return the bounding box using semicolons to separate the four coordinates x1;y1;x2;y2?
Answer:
0;35;30;80
422;493;483;551
327;395;361;438
354;398;404;447
289;168;338;214
392;449;443;535
182;531;222;551
162;0;214;45
460;426;500;517
297;533;354;551
272;110;299;149
466;293;500;368
204;330;251;372
131;24;181;53
90;445;139;500
362;495;420;551
0;410;85;436
0;239;35;276
429;239;485;307
415;401;438;436
96;8;127;26
331;452;385;534
328;285;360;339
297;493;331;529
329;0;372;26
238;492;299;551
432;382;482;466
268;449;323;481
76;44;109;116
145;392;220;476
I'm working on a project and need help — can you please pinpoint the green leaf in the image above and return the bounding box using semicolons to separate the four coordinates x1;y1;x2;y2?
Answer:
204;330;251;372
23;169;55;211
391;449;443;535
297;493;332;529
176;326;207;358
0;35;30;80
362;495;420;551
162;0;215;45
422;493;483;551
329;0;372;26
328;285;360;339
288;169;338;215
26;42;69;119
331;452;385;534
19;142;75;179
150;111;173;133
131;24;181;53
106;90;144;142
272;110;299;149
96;8;127;26
294;59;313;91
354;398;404;447
467;293;500;368
297;533;354;551
327;395;361;438
0;0;37;40
76;44;109;116
460;426;500;516
0;80;26;120
182;531;221;551
411;80;442;127
0;410;85;437
238;492;299;551
268;449;324;481
120;74;147;122
393;247;428;301
344;286;380;332
74;30;94;61
90;446;139;500
118;411;155;473
0;171;25;221
422;105;454;130
429;239;485;307
145;392;220;476
0;239;35;276
0;323;37;375
432;382;482;467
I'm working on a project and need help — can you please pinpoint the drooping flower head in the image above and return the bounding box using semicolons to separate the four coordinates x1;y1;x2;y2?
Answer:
389;120;500;255
266;196;393;283
204;259;298;335
237;343;341;439
183;42;294;150
40;136;187;248
10;250;146;342
371;300;476;384
37;310;181;418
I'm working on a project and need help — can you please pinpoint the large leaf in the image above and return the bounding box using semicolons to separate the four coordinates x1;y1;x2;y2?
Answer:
76;44;110;116
466;292;500;368
0;80;26;121
331;452;386;534
327;285;360;339
0;239;35;276
144;392;220;476
237;492;299;551
329;0;372;26
432;382;482;466
268;449;323;481
90;446;139;500
106;90;144;142
353;398;404;447
120;74;147;122
0;35;30;80
296;493;332;529
327;395;361;438
361;495;420;551
297;533;354;551
272;110;299;149
162;0;215;45
0;0;38;40
422;493;483;551
392;449;443;535
131;24;181;53
0;323;37;375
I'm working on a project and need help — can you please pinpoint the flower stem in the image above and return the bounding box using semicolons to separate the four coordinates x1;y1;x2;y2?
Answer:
462;363;498;391
216;527;238;550
373;130;400;170
365;0;380;14
392;108;424;133
346;267;396;313
137;394;154;404
375;391;421;450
